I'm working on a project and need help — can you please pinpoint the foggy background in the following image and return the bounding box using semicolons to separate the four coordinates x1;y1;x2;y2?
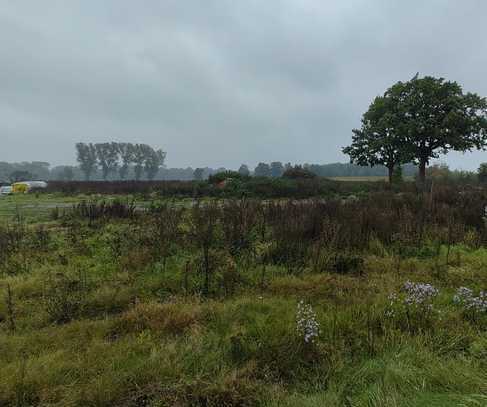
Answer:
1;1;486;169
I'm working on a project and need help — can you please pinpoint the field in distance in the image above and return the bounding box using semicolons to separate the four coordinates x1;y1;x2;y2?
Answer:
328;176;414;182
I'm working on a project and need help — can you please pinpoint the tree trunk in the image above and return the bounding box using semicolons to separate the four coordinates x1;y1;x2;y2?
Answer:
388;166;394;183
418;160;427;184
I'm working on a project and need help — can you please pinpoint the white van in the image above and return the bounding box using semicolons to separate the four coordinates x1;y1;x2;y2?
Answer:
0;186;13;195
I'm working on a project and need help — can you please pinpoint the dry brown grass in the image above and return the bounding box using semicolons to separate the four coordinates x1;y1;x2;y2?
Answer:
114;300;203;336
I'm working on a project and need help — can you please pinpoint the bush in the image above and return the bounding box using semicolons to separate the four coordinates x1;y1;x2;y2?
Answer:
44;274;87;324
67;199;137;221
331;253;364;275
40;177;401;199
208;171;249;184
282;165;317;179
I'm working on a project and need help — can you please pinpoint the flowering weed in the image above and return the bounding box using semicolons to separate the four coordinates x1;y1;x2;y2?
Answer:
453;287;487;321
385;281;440;331
402;281;439;311
296;300;320;344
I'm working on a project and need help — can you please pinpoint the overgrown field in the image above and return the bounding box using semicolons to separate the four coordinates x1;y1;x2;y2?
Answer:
0;188;486;406
41;178;388;199
328;176;414;182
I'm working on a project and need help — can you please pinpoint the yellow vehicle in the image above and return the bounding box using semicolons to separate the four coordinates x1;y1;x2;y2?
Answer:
11;181;48;194
12;182;29;194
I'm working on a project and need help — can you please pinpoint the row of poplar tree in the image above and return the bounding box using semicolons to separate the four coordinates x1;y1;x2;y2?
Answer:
75;143;166;180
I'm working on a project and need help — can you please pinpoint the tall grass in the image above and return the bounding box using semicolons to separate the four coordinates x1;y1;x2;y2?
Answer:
0;187;486;405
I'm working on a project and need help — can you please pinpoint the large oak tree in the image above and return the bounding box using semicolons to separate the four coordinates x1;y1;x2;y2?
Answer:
345;75;487;183
343;95;411;183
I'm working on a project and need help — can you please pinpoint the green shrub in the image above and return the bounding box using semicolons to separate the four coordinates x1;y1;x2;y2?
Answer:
332;253;364;275
208;171;249;184
44;274;87;324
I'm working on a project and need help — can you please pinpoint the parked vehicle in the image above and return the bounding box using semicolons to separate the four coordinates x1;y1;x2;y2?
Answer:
11;181;48;194
0;186;13;195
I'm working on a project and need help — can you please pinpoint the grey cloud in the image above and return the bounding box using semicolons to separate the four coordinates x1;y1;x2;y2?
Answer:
1;1;487;169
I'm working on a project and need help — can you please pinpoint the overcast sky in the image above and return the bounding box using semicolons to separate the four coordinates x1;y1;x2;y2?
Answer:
1;1;487;169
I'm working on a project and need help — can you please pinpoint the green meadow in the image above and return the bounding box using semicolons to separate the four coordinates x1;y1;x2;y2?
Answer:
0;190;486;406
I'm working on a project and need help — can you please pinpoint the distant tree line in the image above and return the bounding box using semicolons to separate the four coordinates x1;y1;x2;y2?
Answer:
2;158;487;185
75;142;166;180
0;161;222;183
0;160;426;184
224;161;417;179
0;161;51;184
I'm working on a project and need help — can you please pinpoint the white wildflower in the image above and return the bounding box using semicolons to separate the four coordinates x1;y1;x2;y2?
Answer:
296;300;320;344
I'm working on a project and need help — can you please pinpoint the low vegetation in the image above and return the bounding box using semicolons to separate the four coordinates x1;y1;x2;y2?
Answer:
0;185;486;406
40;176;400;199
